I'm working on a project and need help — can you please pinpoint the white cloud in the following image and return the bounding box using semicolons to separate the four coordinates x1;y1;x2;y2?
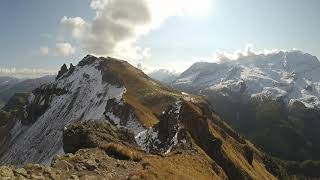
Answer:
60;0;212;63
153;45;284;73
90;0;108;10
60;16;87;39
40;46;50;56
54;42;76;57
207;44;282;63
83;0;152;57
40;43;76;57
143;45;300;73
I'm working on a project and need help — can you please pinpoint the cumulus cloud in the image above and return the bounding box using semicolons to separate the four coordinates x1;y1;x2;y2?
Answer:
60;16;87;39
83;0;152;56
140;45;291;73
211;44;282;63
54;42;76;57
90;0;108;10
39;42;76;57
40;43;76;57
60;0;211;62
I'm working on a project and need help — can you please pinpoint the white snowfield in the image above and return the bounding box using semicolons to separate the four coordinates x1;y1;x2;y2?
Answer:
0;58;131;165
174;50;320;108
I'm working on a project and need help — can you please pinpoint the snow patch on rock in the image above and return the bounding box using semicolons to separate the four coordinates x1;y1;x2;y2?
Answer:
135;100;185;154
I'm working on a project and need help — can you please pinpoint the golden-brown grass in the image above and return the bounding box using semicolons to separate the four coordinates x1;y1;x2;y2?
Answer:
102;58;183;127
130;151;225;180
208;120;276;180
124;94;159;128
100;143;143;162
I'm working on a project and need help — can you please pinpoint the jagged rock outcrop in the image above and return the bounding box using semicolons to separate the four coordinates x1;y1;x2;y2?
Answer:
63;121;138;154
56;64;68;80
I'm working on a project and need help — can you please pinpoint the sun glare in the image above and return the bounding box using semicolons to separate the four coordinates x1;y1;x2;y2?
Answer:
181;0;212;17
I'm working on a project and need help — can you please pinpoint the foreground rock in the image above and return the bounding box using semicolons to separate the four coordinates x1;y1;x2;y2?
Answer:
0;121;222;179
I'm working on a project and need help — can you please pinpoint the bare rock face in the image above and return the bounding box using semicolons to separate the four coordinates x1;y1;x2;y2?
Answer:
56;64;68;80
63;121;137;154
23;85;68;125
105;98;135;127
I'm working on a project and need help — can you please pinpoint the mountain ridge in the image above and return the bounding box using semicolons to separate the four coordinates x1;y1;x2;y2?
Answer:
0;55;284;179
0;75;54;108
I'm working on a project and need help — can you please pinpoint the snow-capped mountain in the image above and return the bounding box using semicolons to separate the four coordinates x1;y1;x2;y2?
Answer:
173;50;320;161
174;50;320;108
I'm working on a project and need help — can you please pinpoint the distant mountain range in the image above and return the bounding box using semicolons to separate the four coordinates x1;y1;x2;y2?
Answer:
0;76;54;108
172;50;320;162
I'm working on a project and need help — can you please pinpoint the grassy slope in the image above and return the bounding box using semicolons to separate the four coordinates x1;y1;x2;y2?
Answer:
99;57;278;179
204;88;320;179
101;58;185;127
184;101;276;180
206;90;320;159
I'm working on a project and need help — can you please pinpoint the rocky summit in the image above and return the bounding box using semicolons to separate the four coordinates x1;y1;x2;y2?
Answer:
0;55;318;179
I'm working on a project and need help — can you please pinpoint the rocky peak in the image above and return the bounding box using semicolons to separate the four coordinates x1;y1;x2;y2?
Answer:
56;64;68;80
77;55;99;67
68;63;75;73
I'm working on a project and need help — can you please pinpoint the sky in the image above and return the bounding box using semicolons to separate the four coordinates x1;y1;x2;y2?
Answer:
0;0;320;75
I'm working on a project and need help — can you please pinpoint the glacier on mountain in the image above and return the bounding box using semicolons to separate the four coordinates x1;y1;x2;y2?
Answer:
174;50;320;108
